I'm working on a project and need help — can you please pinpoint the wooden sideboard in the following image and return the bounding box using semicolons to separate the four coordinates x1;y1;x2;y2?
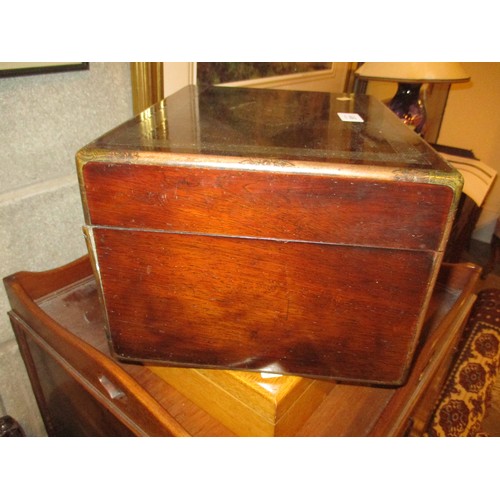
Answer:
4;255;480;436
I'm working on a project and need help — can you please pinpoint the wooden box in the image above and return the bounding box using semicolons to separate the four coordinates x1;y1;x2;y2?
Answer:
76;85;463;386
148;365;334;436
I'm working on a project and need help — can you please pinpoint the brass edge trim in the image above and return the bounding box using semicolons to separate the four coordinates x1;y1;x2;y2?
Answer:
82;226;99;279
436;166;465;254
394;161;464;254
393;166;464;195
75;149;92;225
441;158;466;204
81;226;113;353
397;250;445;388
76;146;464;185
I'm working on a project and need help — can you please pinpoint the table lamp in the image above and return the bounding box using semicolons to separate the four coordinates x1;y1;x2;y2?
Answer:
354;62;470;135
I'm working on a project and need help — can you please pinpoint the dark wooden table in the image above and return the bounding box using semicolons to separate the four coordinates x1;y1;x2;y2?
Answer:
4;255;480;436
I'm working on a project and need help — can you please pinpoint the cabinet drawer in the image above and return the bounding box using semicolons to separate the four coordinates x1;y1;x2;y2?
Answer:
9;312;188;436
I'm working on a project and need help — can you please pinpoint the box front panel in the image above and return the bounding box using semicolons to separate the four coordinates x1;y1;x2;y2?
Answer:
89;227;438;385
82;162;454;252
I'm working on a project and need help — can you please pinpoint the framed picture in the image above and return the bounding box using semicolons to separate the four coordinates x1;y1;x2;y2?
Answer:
197;62;331;86
0;62;89;78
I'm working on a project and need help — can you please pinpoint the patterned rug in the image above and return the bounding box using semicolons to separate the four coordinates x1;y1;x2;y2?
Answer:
481;371;500;436
427;288;500;437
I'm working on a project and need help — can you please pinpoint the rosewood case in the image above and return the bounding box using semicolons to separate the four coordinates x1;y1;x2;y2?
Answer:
76;85;462;386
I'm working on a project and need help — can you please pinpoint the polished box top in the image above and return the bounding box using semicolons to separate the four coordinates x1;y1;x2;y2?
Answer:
85;85;454;173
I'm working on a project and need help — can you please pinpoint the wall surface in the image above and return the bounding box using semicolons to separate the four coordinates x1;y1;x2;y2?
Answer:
438;62;500;242
0;62;133;436
365;62;500;242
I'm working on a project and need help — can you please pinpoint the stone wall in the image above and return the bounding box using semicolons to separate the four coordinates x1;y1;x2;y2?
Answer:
0;62;133;435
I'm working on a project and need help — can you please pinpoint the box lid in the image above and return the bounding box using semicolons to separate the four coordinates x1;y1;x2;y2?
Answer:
78;86;463;254
79;85;459;179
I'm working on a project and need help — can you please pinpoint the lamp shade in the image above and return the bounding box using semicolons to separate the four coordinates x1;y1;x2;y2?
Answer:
355;62;470;83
